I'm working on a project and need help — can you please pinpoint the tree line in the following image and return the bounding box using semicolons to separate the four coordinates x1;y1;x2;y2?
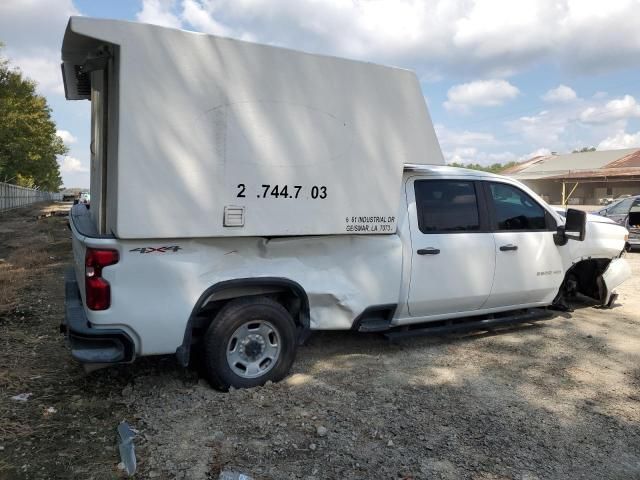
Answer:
448;161;521;173
0;44;65;191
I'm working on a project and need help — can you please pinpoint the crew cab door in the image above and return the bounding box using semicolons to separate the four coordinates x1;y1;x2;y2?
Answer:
406;178;495;317
482;181;563;308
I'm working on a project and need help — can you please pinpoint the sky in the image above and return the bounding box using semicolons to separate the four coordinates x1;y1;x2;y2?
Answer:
1;0;640;188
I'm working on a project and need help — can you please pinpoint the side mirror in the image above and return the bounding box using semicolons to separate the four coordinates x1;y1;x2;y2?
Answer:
564;208;586;241
554;208;586;245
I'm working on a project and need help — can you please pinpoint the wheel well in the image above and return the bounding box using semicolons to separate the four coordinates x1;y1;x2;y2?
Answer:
561;258;611;301
175;278;309;366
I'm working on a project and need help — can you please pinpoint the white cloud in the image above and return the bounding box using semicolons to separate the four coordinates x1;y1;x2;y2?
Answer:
56;130;77;145
597;130;640;150
508;109;572;146
444;79;519;112
59;156;88;173
557;0;640;74
0;0;78;51
580;95;640;124
7;52;65;95
542;85;578;103
0;0;78;97
505;93;640;155
452;0;554;74
126;0;640;78
435;124;498;148
181;0;232;36
136;0;182;28
520;147;552;161
443;146;518;165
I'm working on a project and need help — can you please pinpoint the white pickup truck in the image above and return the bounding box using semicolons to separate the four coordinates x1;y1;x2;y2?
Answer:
60;18;631;390
65;165;631;389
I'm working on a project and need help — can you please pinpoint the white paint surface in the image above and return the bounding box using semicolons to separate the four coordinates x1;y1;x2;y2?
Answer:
69;167;631;358
61;17;444;239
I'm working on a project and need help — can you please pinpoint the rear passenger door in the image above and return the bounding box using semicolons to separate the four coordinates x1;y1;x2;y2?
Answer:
483;181;563;308
406;178;496;317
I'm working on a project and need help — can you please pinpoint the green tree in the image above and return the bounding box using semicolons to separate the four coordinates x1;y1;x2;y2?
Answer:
449;161;520;174
0;45;66;191
572;146;596;153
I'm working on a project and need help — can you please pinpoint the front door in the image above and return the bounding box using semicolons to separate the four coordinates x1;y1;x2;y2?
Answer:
483;181;564;308
406;178;496;317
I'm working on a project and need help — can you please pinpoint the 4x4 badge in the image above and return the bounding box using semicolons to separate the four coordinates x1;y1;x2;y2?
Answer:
129;246;182;254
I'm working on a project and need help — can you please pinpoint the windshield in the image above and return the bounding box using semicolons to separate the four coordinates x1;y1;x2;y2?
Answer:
608;198;634;215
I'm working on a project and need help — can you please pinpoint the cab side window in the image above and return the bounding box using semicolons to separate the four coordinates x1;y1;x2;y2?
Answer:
414;180;480;233
488;183;546;231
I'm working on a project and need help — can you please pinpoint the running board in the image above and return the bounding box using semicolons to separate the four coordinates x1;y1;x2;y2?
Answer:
384;308;554;341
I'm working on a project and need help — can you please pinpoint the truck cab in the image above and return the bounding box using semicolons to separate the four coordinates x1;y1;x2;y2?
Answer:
398;165;629;321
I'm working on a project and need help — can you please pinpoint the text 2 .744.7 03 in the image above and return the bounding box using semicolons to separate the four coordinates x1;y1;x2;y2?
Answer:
237;184;327;199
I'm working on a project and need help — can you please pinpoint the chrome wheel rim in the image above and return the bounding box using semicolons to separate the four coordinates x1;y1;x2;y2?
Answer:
226;320;281;379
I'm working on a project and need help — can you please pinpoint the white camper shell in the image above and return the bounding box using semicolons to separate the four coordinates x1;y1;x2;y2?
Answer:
61;17;443;238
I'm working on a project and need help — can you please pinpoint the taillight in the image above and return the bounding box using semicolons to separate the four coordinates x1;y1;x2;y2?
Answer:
85;248;119;310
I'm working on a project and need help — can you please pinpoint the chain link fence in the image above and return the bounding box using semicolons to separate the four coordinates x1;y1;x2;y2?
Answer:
0;182;63;213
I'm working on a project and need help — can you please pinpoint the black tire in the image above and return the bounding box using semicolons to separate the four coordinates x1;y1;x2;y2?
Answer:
203;297;297;390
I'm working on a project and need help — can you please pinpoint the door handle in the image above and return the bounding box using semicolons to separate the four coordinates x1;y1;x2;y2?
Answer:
499;244;518;252
417;247;440;255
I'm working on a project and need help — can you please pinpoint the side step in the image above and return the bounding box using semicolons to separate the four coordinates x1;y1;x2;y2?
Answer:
358;318;393;333
384;308;554;341
353;304;397;333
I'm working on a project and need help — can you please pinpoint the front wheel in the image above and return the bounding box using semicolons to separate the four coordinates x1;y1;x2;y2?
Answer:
203;297;298;390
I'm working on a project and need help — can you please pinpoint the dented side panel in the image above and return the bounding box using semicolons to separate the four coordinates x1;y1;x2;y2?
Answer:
564;219;628;266
80;234;403;355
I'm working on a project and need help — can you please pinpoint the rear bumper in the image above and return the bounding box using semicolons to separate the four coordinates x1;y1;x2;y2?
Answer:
61;269;135;364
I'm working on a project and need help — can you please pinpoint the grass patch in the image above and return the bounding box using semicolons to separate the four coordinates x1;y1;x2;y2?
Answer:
0;248;50;315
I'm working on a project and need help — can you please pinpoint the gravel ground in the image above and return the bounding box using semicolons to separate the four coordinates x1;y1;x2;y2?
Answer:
1;204;639;479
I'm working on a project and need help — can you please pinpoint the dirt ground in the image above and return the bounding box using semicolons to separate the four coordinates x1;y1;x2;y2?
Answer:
1;203;639;480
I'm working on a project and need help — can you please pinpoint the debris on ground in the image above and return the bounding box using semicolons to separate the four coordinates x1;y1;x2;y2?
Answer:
117;421;137;476
10;393;32;402
219;471;254;480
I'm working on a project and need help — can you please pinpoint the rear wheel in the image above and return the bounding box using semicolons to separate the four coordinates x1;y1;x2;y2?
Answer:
203;297;297;390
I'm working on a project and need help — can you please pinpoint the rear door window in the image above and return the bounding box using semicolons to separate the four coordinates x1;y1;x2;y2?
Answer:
414;180;481;233
488;182;547;231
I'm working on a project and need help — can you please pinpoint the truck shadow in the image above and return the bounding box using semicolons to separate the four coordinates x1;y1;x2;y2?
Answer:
79;297;611;383
69;293;640;479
